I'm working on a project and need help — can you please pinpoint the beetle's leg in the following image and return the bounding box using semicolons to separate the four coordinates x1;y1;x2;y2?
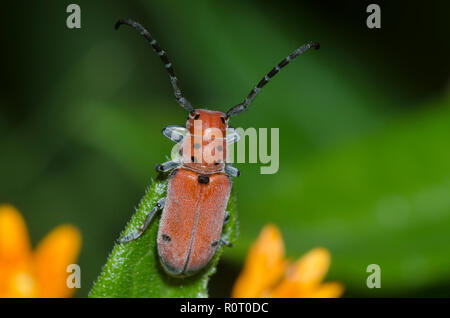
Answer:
223;211;230;226
156;160;180;173
219;237;233;248
118;198;166;243
225;128;240;144
225;164;240;178
162;125;188;143
215;213;233;248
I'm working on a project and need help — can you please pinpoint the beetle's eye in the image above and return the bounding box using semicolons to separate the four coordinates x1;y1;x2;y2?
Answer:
189;111;199;120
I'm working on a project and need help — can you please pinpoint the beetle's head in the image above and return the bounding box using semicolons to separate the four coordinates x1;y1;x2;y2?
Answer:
186;109;228;134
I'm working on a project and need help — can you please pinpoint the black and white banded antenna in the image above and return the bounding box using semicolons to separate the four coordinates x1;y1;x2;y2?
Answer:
115;19;194;113
226;41;320;118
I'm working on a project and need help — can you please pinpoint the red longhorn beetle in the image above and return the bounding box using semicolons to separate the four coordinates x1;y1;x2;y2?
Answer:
116;19;319;277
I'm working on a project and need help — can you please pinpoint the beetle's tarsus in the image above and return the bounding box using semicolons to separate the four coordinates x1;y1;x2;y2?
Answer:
223;211;230;226
156;160;180;173
118;198;165;244
162;125;188;144
118;230;142;244
219;238;232;248
225;164;240;178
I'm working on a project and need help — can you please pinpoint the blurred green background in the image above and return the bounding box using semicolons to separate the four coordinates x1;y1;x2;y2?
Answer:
1;0;449;297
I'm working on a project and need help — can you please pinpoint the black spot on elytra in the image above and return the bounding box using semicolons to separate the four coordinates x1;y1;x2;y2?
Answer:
191;156;197;163
211;241;219;247
221;117;226;124
162;234;171;242
198;175;210;184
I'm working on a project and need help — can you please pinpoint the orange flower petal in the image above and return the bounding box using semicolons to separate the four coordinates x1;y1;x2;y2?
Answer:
0;262;38;298
288;247;330;287
232;224;286;298
0;205;32;264
268;280;305;298
268;247;331;297
307;282;344;298
34;225;81;298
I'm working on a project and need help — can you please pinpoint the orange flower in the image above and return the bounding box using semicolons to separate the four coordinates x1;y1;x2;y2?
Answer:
0;204;81;298
232;224;343;298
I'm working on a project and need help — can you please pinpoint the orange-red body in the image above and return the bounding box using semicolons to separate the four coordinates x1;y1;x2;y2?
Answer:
157;109;231;276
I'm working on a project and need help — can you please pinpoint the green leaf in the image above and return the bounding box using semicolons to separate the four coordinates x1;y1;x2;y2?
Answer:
89;175;238;298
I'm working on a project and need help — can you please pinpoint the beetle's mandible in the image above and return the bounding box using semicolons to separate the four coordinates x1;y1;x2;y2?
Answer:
116;19;319;277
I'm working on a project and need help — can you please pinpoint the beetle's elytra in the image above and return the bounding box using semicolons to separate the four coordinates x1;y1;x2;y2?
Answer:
116;19;319;277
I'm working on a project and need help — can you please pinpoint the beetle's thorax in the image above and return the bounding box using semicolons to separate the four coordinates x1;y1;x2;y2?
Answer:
181;109;228;174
